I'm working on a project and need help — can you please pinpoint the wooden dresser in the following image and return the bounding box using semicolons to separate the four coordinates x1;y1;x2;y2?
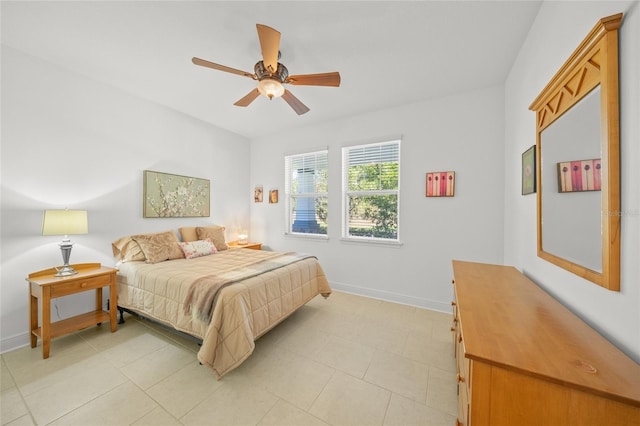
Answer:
451;260;640;425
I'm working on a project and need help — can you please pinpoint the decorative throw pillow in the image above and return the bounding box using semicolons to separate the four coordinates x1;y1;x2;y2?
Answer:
179;238;217;259
131;231;184;264
178;226;198;243
112;236;146;262
196;226;228;251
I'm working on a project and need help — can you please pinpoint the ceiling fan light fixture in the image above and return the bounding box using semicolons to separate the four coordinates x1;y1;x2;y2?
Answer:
257;78;285;99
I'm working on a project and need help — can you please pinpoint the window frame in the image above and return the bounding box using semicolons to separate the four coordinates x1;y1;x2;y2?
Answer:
341;139;401;244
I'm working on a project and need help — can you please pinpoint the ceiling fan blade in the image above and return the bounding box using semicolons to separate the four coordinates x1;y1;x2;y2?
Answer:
234;89;261;107
285;72;341;87
192;57;255;79
282;89;310;115
256;24;281;74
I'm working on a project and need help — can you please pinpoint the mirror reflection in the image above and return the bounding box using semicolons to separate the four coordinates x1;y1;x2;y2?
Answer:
541;87;602;272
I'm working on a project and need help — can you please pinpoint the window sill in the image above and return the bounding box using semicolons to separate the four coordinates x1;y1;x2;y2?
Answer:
339;237;403;248
284;233;329;242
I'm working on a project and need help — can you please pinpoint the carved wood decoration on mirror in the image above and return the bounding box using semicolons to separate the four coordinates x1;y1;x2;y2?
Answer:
529;14;622;291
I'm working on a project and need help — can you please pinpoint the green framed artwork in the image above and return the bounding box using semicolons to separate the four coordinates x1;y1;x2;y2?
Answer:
143;170;210;218
522;145;536;195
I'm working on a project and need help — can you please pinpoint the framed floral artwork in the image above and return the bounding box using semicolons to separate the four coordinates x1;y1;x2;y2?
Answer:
522;145;536;195
426;171;455;197
143;170;210;218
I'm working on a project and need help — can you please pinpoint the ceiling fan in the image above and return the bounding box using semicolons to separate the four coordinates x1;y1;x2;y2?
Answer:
192;24;340;115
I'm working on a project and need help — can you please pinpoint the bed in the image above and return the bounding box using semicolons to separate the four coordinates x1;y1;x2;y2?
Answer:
112;227;331;379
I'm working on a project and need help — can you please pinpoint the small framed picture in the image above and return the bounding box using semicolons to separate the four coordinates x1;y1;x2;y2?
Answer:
522;145;536;195
254;186;263;203
269;189;279;204
426;171;455;197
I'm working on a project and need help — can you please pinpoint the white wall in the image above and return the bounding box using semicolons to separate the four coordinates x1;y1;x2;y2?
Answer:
250;85;506;312
0;47;250;352
504;1;640;361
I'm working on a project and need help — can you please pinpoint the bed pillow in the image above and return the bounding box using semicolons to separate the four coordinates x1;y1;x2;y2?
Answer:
112;236;146;262
196;226;228;251
179;238;217;259
178;226;198;243
131;231;184;264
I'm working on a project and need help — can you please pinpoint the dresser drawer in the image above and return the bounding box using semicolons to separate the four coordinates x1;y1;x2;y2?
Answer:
451;300;459;356
457;334;470;385
50;273;113;298
457;376;469;426
456;332;471;425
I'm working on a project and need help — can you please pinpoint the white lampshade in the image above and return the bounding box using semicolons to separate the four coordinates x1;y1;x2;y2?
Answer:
257;78;285;99
42;210;88;236
238;233;249;245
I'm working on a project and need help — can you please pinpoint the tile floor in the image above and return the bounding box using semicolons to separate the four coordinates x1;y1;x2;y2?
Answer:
1;291;457;426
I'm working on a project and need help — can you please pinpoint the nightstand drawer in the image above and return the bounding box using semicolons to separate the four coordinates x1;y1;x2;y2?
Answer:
50;273;112;298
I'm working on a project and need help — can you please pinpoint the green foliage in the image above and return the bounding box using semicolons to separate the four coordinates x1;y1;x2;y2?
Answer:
348;195;398;238
348;163;399;238
316;197;328;223
348;163;398;191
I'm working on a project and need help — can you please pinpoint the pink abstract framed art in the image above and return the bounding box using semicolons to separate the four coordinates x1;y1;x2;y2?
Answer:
557;159;601;193
426;171;455;197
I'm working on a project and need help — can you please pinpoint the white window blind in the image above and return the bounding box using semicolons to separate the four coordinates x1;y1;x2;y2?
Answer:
285;150;328;236
342;140;400;241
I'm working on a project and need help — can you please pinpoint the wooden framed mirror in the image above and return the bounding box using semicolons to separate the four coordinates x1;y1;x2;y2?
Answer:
529;13;622;291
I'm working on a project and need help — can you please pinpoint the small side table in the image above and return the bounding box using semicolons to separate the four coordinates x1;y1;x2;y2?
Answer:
26;263;118;358
227;241;262;250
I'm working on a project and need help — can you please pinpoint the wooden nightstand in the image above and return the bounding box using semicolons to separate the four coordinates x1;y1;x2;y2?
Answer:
26;263;118;358
227;241;262;250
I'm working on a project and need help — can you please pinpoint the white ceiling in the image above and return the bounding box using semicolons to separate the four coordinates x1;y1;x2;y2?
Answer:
1;1;542;139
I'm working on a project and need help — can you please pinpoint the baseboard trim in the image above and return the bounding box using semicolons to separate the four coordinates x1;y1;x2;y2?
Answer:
0;332;30;355
329;281;452;314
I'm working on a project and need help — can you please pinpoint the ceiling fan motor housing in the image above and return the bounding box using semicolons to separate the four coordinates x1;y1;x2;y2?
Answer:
254;60;289;83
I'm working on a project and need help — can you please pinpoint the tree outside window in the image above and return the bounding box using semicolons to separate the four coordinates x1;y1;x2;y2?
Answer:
343;141;400;241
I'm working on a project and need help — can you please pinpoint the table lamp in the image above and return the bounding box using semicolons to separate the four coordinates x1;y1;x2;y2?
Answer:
237;231;249;245
42;209;88;276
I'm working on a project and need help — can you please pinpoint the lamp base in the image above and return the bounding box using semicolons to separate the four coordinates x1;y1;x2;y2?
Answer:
55;265;78;277
55;240;77;276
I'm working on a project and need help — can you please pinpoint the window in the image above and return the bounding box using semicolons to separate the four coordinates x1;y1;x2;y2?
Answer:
285;150;328;236
342;140;400;241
